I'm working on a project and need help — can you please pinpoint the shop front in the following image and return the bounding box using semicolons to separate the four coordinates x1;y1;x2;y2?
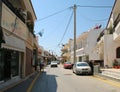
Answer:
0;28;25;83
0;49;19;82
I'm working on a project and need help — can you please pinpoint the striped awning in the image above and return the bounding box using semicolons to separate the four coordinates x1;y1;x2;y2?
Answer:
1;29;25;52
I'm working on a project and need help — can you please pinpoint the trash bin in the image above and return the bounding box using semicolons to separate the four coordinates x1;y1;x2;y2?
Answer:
94;65;100;74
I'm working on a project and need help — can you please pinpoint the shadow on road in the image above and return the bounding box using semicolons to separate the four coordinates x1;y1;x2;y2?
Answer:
31;72;58;92
4;73;37;92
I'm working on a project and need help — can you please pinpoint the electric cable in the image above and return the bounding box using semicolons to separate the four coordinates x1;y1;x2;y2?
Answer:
53;11;73;52
36;5;113;56
58;11;73;47
36;7;72;22
77;10;109;22
78;5;112;8
39;9;73;43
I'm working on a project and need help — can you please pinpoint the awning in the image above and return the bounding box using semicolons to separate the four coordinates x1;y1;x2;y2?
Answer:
1;29;25;52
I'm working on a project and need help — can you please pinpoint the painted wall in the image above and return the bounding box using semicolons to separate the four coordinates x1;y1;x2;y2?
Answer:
85;28;103;60
104;34;120;67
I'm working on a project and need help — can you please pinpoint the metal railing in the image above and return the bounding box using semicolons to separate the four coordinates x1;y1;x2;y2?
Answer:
114;13;120;29
2;0;25;23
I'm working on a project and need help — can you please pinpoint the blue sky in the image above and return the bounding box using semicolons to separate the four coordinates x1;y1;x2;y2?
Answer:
31;0;115;56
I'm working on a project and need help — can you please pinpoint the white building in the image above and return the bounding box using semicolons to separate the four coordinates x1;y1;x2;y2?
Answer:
96;0;120;67
85;26;104;61
70;25;103;65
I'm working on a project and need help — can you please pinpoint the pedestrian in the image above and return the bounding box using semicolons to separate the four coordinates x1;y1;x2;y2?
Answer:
89;61;94;75
39;62;44;72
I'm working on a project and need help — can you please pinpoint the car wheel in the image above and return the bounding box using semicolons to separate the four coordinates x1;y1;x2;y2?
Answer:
75;70;78;75
72;68;75;73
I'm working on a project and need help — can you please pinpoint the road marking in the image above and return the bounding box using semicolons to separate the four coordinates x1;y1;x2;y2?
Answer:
27;72;40;92
93;75;120;88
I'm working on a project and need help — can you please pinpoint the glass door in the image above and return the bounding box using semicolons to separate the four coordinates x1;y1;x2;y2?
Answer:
4;50;11;80
0;49;4;82
11;51;19;77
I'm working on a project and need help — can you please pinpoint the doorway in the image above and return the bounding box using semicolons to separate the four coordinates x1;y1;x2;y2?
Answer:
4;50;11;81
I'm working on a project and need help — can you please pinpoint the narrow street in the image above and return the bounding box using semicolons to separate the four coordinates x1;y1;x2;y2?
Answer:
31;64;120;92
1;0;120;92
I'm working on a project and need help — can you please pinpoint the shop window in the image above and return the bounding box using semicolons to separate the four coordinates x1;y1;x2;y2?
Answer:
116;47;120;58
0;49;4;81
11;51;19;77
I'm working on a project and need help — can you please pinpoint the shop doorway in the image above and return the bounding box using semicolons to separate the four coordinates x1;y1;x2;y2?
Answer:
4;50;11;80
0;49;20;81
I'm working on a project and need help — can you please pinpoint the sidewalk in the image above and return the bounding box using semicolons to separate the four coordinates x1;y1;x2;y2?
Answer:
0;71;40;92
94;68;120;82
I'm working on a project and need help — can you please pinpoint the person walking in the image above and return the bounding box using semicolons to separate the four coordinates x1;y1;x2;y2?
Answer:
89;61;94;75
39;62;44;72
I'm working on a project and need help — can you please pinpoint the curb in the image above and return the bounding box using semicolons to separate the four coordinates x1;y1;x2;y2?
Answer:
93;74;120;88
27;72;40;92
0;79;24;92
94;74;120;82
0;72;39;92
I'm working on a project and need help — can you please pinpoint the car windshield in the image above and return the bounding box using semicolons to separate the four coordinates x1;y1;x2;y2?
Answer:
65;62;71;64
51;61;57;63
77;63;88;66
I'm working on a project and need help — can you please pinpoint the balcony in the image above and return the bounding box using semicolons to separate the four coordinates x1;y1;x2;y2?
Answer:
61;47;68;53
114;13;120;29
113;14;120;41
97;36;103;45
2;0;25;23
97;30;104;42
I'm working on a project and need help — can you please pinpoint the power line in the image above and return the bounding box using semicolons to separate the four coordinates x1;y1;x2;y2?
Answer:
39;9;73;43
54;11;73;53
78;11;109;22
58;11;73;45
36;5;112;22
78;5;112;8
36;7;72;22
36;4;113;55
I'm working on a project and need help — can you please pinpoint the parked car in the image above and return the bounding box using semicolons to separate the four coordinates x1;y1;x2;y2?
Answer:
63;61;73;69
73;61;91;75
50;61;58;67
56;60;60;64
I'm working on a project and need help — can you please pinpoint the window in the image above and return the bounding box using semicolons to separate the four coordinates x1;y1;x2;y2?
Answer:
116;47;120;58
0;49;4;81
11;51;19;77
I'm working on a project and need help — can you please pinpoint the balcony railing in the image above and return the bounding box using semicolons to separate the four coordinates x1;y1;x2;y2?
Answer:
114;13;120;29
97;31;104;42
2;0;25;23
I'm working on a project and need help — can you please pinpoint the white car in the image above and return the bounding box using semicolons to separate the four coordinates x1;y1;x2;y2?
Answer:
51;61;58;67
73;61;91;75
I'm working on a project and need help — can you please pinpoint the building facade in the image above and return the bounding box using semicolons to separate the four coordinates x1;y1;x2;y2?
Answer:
96;0;120;68
61;39;73;63
61;1;119;68
0;0;37;84
68;26;103;64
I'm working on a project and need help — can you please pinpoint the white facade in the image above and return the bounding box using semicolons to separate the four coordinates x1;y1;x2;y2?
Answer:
70;32;88;62
85;28;103;61
98;0;120;67
66;0;120;68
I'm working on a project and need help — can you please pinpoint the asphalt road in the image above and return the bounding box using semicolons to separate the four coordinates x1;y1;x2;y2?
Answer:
31;64;120;92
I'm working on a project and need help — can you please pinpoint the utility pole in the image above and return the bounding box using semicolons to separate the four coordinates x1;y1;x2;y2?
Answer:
73;4;76;64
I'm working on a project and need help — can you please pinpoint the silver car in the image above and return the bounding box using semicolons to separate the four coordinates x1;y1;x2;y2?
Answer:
50;61;58;67
73;62;91;75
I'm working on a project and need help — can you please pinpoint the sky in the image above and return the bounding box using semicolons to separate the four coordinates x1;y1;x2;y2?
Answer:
31;0;115;56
